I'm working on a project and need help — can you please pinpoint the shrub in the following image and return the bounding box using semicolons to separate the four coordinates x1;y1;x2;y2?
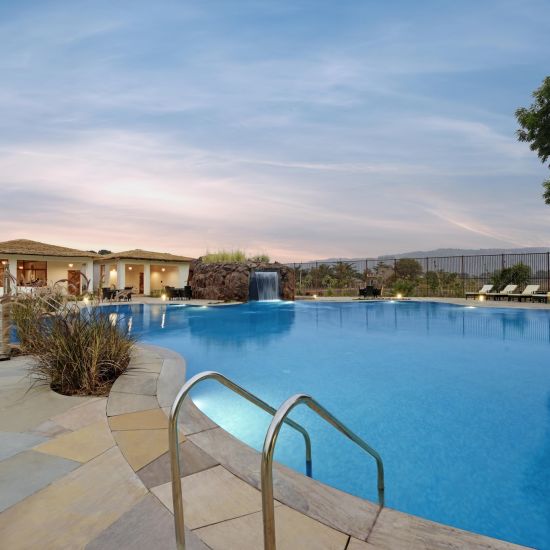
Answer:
392;279;417;296
202;250;247;263
11;293;134;396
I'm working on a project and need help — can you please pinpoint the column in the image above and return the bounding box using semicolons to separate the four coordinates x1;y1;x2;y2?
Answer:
177;264;189;287
143;263;151;295
92;263;101;291
83;261;94;292
8;258;18;294
116;261;126;289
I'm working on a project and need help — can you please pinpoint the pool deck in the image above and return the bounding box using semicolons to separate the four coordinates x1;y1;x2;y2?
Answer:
0;346;530;549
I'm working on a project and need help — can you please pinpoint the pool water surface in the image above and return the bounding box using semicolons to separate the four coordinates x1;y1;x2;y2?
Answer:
105;301;550;548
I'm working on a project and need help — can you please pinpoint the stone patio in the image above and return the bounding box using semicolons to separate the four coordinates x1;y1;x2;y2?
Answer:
0;346;530;549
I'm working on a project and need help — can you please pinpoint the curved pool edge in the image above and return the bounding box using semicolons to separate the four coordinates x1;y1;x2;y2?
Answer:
105;343;528;549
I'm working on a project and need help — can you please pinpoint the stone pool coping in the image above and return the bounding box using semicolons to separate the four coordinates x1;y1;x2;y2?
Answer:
105;343;528;549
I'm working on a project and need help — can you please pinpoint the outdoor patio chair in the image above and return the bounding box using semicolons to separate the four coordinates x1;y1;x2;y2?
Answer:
465;284;493;299
115;289;132;302
506;285;540;302
102;287;115;301
164;286;177;300
183;285;192;300
359;286;381;299
486;284;518;301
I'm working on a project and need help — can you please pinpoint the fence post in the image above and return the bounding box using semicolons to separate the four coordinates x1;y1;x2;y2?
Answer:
547;252;550;292
461;255;465;296
425;257;429;296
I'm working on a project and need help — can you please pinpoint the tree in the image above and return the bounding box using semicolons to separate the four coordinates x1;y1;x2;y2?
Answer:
490;262;531;291
332;262;360;287
516;76;550;204
394;258;423;281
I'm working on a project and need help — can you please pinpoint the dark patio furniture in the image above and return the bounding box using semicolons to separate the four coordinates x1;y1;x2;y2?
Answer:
102;287;116;301
359;286;381;299
531;293;549;303
115;288;132;302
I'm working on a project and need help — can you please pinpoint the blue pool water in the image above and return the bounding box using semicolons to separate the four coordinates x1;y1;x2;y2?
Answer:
106;301;550;548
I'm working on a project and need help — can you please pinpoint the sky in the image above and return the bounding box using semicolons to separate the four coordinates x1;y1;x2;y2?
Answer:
1;0;549;262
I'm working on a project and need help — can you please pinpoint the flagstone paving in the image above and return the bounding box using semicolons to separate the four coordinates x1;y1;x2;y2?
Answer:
0;450;79;513
34;420;115;463
0;347;528;549
113;428;171;471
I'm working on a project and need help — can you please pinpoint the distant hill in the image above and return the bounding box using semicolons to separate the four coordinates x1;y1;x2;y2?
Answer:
300;247;550;265
378;247;550;259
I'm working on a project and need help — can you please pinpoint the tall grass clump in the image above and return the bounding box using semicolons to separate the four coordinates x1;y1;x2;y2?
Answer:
12;293;134;395
249;254;270;263
202;250;272;264
202;250;248;263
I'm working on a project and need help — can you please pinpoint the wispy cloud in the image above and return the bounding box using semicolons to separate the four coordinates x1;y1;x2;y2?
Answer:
0;0;549;260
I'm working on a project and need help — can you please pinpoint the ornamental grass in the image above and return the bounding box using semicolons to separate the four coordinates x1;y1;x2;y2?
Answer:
11;292;134;395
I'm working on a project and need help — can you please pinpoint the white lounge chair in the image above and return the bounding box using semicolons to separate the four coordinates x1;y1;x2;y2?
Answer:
507;285;540;302
465;284;493;299
486;284;517;300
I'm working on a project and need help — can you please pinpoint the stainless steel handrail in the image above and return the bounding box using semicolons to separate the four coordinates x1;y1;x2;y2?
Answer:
261;393;385;550
169;371;313;550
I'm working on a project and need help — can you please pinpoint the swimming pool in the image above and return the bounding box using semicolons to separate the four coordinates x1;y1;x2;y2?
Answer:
108;301;550;548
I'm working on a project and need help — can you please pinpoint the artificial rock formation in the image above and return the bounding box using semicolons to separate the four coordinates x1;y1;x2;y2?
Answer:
190;260;295;301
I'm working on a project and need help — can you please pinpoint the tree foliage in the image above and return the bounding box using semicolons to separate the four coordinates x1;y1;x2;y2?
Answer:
490;262;531;291
516;76;550;204
393;258;423;281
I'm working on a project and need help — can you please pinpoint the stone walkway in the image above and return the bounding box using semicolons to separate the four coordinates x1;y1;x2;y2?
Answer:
0;348;529;549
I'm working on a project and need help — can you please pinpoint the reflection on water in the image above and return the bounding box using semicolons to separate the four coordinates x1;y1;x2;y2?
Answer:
104;302;296;349
102;301;550;346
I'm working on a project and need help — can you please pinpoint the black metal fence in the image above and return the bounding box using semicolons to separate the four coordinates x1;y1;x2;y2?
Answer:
288;252;550;297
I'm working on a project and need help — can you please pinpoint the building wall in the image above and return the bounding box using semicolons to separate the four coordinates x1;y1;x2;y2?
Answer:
124;265;142;290
151;266;178;290
1;254;94;293
94;260;190;294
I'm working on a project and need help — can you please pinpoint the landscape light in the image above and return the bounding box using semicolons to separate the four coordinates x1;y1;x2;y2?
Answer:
478;295;485;302
313;294;318;299
396;293;403;299
161;294;167;301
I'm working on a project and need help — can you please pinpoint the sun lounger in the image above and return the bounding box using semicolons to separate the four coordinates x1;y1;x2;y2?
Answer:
485;284;518;301
465;284;493;299
506;285;540;301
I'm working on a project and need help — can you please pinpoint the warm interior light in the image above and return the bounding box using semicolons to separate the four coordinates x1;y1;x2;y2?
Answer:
18;266;23;270
128;266;133;271
161;267;166;272
68;263;73;268
1;260;7;265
